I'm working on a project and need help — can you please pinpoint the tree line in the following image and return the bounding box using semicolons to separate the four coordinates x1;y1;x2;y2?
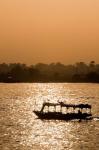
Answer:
0;61;99;83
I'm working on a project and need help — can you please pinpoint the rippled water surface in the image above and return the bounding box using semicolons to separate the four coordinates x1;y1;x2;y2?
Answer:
0;83;99;150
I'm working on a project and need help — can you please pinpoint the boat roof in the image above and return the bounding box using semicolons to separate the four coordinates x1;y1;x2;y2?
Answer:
59;102;91;108
43;102;91;109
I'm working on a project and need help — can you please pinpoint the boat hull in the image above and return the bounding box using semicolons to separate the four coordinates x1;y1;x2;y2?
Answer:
33;111;92;121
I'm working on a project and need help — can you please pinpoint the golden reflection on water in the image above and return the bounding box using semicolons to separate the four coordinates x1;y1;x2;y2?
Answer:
0;83;99;150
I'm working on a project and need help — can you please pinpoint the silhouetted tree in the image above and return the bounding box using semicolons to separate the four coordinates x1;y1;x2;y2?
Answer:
0;61;99;83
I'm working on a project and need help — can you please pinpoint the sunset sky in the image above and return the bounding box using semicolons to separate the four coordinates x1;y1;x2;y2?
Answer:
0;0;99;64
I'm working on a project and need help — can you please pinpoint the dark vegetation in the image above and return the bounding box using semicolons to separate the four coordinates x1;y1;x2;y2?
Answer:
0;61;99;83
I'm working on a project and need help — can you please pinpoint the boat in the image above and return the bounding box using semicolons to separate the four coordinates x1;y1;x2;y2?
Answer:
33;102;92;121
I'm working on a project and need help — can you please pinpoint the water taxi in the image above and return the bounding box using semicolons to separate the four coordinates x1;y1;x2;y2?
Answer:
33;102;92;121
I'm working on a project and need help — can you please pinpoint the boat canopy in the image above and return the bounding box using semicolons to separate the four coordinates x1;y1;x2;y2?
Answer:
59;102;91;109
41;102;91;111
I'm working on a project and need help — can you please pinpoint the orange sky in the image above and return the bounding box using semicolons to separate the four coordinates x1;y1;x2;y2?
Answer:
0;0;99;64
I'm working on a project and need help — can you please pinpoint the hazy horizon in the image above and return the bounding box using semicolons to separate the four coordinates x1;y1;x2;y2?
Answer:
0;0;99;65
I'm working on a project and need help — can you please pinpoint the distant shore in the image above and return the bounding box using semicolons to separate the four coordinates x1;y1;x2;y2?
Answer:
0;61;99;83
0;81;99;84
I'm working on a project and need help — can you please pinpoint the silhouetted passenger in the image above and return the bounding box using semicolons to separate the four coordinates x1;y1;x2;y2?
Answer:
78;110;82;114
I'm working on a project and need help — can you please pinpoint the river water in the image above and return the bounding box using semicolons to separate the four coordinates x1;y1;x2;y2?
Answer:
0;83;99;150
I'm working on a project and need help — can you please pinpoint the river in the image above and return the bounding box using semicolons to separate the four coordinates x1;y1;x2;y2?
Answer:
0;83;99;150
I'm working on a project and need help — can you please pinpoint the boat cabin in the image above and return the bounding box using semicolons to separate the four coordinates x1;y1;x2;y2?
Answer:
40;102;92;114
